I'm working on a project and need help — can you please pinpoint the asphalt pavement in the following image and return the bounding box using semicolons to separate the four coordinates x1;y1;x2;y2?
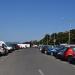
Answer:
0;48;75;75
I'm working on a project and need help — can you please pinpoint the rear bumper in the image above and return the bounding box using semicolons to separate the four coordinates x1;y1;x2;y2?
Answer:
72;56;75;60
56;54;64;59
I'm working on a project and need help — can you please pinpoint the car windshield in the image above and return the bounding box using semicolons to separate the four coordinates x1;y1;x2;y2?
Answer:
6;43;12;47
3;44;7;48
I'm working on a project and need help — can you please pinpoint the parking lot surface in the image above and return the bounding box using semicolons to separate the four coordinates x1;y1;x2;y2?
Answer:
0;48;75;75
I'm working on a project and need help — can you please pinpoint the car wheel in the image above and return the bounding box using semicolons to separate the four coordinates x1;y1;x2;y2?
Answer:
51;52;53;56
67;56;72;63
40;49;42;51
44;51;47;54
0;52;2;56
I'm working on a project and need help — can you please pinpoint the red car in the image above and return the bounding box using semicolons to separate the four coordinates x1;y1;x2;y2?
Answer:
64;46;75;63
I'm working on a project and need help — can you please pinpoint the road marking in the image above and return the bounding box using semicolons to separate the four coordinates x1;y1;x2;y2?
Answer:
38;69;45;75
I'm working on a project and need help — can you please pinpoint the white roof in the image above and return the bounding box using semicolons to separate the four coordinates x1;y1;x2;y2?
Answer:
0;41;5;46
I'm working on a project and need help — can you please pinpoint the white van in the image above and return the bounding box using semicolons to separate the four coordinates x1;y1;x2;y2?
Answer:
0;41;8;55
17;44;30;49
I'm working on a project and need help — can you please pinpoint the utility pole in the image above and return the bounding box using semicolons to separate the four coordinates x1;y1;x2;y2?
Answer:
54;33;56;46
68;24;71;44
42;39;43;45
49;34;51;45
47;35;48;45
40;35;43;45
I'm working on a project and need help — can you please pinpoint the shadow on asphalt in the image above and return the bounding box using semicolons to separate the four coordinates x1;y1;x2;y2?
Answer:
70;61;75;65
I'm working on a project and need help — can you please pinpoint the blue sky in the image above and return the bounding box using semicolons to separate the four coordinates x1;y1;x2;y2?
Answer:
0;0;75;42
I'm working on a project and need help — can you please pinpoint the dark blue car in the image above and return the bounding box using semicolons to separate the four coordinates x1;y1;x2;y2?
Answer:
41;46;53;54
47;46;65;56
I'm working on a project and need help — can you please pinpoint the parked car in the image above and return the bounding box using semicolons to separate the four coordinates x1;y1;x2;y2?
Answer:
5;43;14;53
41;46;52;54
39;45;44;51
56;47;67;59
12;44;20;50
11;44;18;50
56;46;75;63
64;46;75;63
47;46;65;56
33;45;38;48
6;43;19;51
0;41;8;56
17;44;27;49
48;48;58;56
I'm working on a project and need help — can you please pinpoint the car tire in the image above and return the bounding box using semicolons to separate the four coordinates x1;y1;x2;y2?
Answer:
44;51;47;54
51;52;53;56
0;52;2;56
4;50;8;56
67;56;72;63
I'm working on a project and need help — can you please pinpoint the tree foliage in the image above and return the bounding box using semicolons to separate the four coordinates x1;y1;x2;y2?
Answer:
39;29;75;45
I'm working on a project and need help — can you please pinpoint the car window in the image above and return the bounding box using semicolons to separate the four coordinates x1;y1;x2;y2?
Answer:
3;44;7;47
73;48;75;51
63;47;68;51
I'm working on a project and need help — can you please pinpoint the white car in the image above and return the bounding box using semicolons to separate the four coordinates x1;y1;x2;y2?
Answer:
6;46;13;52
0;41;8;55
33;45;38;48
17;44;30;49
